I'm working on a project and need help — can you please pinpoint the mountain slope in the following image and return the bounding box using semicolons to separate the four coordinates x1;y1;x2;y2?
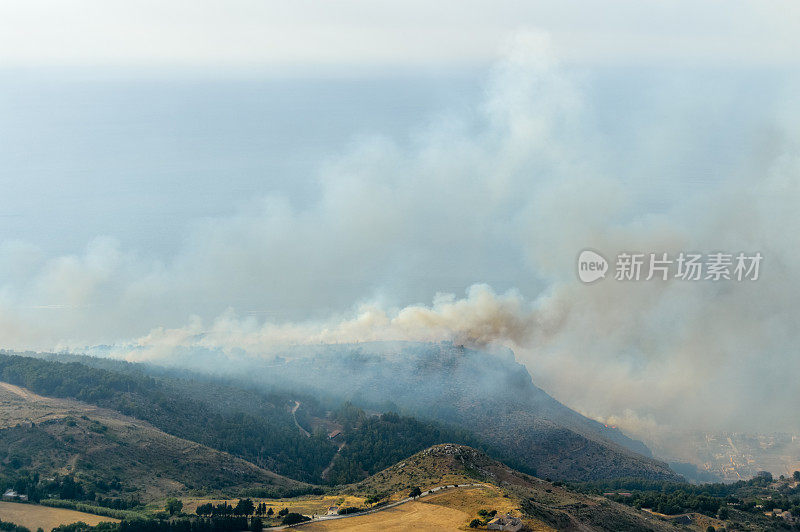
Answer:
0;381;308;501
1;347;678;484
228;341;679;481
1;352;490;488
0;352;338;483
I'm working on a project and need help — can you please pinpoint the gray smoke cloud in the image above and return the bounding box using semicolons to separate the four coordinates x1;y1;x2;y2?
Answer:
1;31;799;447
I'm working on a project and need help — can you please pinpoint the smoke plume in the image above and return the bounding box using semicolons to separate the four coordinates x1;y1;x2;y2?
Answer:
1;32;799;446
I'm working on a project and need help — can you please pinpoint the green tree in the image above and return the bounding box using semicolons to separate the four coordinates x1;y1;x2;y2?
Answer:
196;503;213;515
234;498;255;516
793;470;800;482
250;517;263;532
409;487;422;498
165;498;183;516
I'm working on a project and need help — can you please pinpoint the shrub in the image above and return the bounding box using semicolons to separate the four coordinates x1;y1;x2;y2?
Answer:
281;513;310;526
0;519;31;532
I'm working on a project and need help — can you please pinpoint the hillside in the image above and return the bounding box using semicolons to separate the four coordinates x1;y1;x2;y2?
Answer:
321;405;482;485
0;352;339;483
193;341;679;481
31;343;680;482
0;347;680;523
0;353;495;489
0;381;308;501
336;444;677;531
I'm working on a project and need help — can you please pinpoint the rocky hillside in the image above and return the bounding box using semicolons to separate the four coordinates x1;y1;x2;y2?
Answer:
345;444;677;531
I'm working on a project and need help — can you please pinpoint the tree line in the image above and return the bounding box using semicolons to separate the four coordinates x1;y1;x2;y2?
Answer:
571;471;800;519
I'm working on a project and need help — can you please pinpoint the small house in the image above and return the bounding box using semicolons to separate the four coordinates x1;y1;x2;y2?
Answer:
486;514;523;532
2;489;27;501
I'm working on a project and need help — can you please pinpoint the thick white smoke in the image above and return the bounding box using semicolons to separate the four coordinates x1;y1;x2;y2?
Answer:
1;31;799;448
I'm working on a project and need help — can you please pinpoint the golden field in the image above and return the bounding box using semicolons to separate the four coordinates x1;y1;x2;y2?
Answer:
0;501;118;531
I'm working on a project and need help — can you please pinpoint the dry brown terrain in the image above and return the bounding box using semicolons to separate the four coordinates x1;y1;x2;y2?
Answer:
0;501;118;531
297;501;470;531
296;487;556;531
0;381;306;500
338;444;676;531
0;382;107;428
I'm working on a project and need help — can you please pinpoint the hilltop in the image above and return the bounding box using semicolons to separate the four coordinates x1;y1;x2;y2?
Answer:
333;443;677;531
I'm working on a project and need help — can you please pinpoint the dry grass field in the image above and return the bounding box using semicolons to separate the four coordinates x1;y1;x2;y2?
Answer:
0;501;118;531
297;501;469;531
425;485;513;508
182;485;531;531
296;485;554;532
0;382;97;428
418;485;518;518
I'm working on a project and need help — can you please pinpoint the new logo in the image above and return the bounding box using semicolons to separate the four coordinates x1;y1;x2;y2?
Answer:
577;250;608;283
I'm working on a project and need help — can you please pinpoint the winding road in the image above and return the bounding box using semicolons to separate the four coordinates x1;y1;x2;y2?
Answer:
291;401;311;438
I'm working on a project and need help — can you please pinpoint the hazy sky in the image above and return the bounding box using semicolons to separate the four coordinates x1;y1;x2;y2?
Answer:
1;2;800;441
1;1;799;68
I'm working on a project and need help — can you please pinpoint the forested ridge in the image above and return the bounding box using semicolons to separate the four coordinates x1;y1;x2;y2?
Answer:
0;353;492;488
0;353;335;482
